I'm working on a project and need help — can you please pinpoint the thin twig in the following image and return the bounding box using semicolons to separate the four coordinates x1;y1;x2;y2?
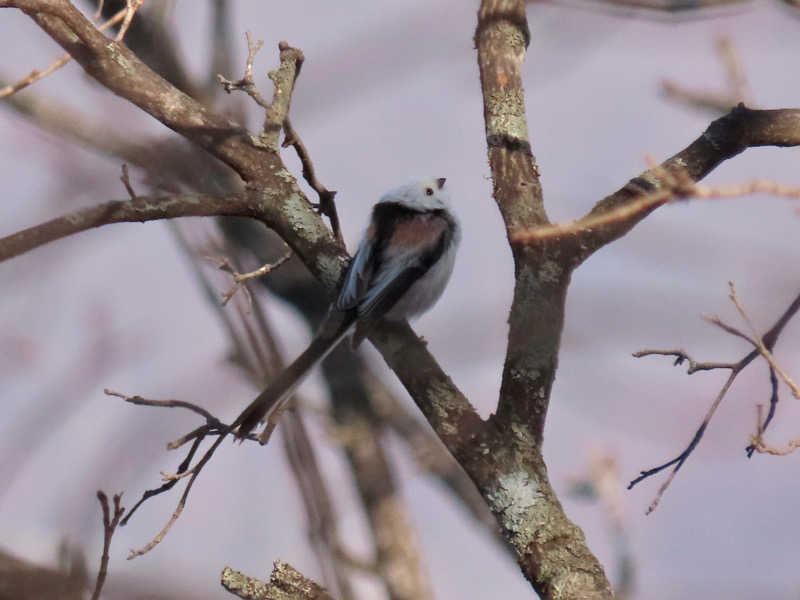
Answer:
661;37;752;114
120;436;202;527
282;118;343;246
92;0;106;21
631;370;737;514
717;37;752;106
0;3;139;99
727;282;800;398
105;388;253;535
115;0;143;43
750;405;800;456
91;491;124;600
119;164;137;200
217;32;270;109
207;246;293;306
510;174;800;244
104;388;224;426
127;433;227;559
629;286;800;512
631;349;738;374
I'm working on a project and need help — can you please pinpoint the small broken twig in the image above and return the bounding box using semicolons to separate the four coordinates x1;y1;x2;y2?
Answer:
90;491;124;600
217;32;270;109
207;247;293;306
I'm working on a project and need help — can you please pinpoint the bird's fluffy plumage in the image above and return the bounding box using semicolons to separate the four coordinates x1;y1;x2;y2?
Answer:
235;177;459;441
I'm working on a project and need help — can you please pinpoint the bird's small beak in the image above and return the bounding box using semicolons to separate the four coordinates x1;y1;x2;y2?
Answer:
436;177;446;189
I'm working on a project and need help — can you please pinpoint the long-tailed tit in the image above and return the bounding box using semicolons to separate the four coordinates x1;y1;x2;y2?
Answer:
235;177;460;439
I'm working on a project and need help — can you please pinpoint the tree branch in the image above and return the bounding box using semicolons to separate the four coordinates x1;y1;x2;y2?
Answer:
221;562;336;600
628;286;800;511
571;104;800;262
0;192;254;262
474;2;613;597
90;491;124;600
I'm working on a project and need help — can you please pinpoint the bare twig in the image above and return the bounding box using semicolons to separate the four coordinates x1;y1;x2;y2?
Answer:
160;226;357;597
510;174;800;244
629;286;800;512
104;388;225;427
127;433;227;559
217;32;270;109
207;246;293;306
115;0;143;43
207;0;236;101
103;388;254;555
0;191;264;263
726;282;800;398
119;164;138;200
90;491;124;600
750;406;800;456
572;104;800;263
567;451;634;598
631;349;738;373
717;38;752;106
631;369;737;514
661;37;752;114
92;0;105;21
0;2;139;99
282;118;343;246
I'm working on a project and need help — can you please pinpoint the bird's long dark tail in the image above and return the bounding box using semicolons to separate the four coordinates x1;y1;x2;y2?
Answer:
234;311;356;439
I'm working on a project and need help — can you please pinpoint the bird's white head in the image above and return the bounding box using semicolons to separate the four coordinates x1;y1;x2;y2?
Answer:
379;177;451;212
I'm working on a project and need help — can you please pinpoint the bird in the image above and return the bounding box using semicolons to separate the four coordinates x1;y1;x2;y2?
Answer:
234;177;460;440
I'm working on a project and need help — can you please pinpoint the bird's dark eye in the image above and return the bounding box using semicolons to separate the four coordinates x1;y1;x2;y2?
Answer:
425;187;434;196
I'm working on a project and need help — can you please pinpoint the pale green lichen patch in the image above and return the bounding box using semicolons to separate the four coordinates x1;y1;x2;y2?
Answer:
485;470;546;549
281;191;325;240
640;170;664;189
510;421;538;447
672;157;688;169
425;379;461;439
498;21;525;51
106;43;135;74
486;88;529;142
131;195;201;216
249;133;273;151
315;252;345;292
274;168;295;184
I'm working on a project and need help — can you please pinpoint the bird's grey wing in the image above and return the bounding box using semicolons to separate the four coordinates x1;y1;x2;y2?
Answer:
351;218;451;345
335;233;375;311
350;258;430;346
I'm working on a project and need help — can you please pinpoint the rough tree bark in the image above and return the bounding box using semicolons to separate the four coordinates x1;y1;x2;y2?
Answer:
1;1;799;599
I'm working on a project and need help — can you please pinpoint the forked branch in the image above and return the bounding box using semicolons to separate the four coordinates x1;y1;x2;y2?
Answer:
629;284;800;513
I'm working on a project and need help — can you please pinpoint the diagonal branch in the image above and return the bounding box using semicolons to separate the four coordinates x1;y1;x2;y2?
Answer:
3;0;271;183
0;192;254;262
629;286;800;511
570;104;800;263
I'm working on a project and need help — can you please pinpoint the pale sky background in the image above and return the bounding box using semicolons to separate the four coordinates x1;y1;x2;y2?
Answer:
1;1;799;598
